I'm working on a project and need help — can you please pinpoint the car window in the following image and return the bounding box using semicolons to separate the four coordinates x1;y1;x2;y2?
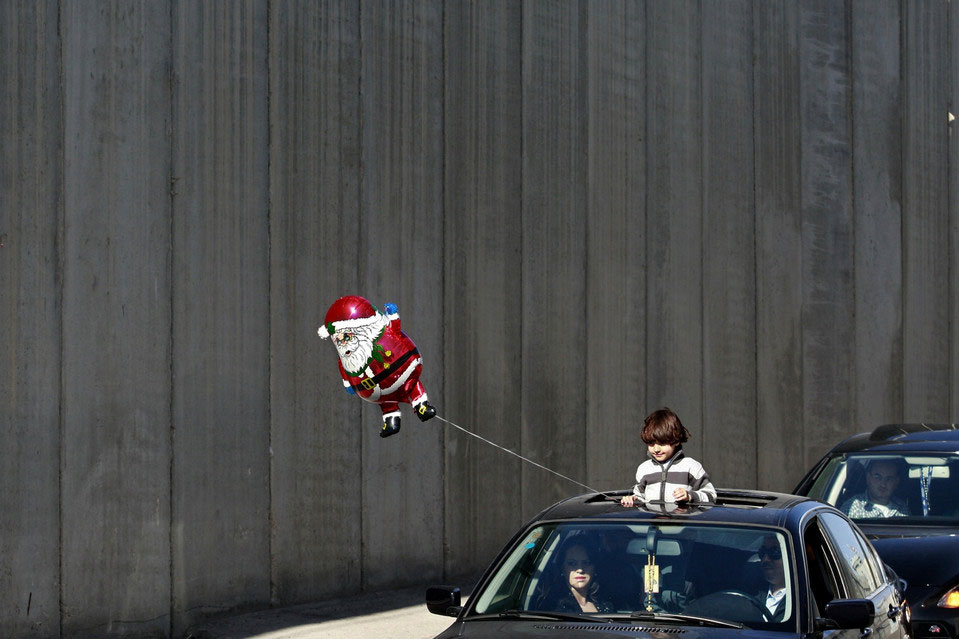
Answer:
469;521;794;628
818;512;882;598
471;526;553;613
803;453;959;523
802;518;843;615
851;524;886;585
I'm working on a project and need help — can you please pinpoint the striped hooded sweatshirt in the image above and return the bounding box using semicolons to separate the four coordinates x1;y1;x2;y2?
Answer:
631;448;716;504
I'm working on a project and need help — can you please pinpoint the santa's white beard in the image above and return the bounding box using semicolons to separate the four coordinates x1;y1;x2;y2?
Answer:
335;320;384;375
339;339;372;374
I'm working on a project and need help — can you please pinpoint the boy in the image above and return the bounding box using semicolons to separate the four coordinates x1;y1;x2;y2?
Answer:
621;407;716;507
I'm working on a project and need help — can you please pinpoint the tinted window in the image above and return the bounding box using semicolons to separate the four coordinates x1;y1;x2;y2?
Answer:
818;512;881;598
802;519;842;615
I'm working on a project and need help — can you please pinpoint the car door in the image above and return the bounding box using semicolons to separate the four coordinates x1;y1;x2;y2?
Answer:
802;516;860;639
816;512;908;639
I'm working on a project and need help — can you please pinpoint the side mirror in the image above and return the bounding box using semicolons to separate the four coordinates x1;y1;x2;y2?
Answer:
822;599;875;629
426;586;462;617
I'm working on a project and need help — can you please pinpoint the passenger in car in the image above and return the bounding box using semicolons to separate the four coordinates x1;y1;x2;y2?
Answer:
840;460;908;519
621;407;716;507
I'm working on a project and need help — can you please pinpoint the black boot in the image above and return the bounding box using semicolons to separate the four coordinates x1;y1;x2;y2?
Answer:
380;415;401;438
415;402;437;422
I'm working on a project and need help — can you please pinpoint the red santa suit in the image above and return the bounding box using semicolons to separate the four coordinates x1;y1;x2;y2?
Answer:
318;296;435;437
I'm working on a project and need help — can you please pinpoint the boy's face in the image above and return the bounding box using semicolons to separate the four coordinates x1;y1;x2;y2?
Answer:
647;441;677;463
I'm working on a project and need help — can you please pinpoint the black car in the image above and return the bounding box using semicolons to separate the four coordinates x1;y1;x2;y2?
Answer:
795;423;959;639
427;489;909;639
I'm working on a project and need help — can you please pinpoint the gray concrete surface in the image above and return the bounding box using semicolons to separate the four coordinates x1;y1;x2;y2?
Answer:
183;585;461;639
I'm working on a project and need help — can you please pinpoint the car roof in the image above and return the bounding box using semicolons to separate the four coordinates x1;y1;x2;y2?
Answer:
823;423;959;454
531;488;823;531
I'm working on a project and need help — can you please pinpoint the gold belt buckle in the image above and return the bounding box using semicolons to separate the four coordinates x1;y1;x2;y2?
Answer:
360;378;376;390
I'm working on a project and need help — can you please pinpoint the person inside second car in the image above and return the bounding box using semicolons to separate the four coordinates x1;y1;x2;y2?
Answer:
840;459;909;518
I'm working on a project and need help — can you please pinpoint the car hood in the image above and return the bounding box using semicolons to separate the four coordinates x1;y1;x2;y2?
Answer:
868;532;959;587
436;620;797;639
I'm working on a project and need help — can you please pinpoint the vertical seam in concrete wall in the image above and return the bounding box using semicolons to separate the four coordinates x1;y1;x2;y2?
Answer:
518;0;526;507
357;0;366;591
439;0;448;581
946;2;959;421
642;0;648;414
266;0;275;608
750;3;759;489
581;0;591;488
897;0;906;421
796;3;806;467
642;1;650;408
698;2;706;452
949;0;956;416
167;1;177;634
846;0;857;429
56;2;66;635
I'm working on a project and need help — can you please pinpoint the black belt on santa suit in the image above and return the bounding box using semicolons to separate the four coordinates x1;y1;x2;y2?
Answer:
351;348;419;392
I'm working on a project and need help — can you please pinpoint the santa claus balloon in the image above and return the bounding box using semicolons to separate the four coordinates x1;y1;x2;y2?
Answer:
318;295;436;437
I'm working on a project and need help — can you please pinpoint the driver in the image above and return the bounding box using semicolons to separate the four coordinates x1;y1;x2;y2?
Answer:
756;536;787;621
840;459;908;519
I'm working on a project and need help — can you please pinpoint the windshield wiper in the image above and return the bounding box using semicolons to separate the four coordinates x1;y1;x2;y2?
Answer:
471;609;611;623
624;611;744;629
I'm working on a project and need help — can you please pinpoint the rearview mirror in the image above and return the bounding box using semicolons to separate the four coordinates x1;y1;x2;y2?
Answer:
426;586;462;617
823;599;875;629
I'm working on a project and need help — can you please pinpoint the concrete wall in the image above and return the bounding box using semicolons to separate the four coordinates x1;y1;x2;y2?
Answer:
2;1;957;636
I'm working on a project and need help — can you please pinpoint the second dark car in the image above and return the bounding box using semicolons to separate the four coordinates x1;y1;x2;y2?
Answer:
794;423;959;639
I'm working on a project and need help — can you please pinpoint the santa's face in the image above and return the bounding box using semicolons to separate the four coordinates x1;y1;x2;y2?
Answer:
324;309;389;375
332;330;368;374
333;316;390;375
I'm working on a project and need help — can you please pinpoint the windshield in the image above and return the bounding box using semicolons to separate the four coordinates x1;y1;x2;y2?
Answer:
805;453;959;523
469;521;794;628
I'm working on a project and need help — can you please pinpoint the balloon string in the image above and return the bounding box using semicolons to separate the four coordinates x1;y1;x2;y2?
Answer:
434;414;618;499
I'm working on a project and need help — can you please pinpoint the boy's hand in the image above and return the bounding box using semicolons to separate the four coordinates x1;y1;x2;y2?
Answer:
673;487;690;502
620;495;637;507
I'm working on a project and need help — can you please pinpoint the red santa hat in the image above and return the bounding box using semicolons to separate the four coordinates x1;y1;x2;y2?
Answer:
317;295;384;339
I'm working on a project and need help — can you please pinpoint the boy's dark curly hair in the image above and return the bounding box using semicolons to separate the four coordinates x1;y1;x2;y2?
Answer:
641;407;691;445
